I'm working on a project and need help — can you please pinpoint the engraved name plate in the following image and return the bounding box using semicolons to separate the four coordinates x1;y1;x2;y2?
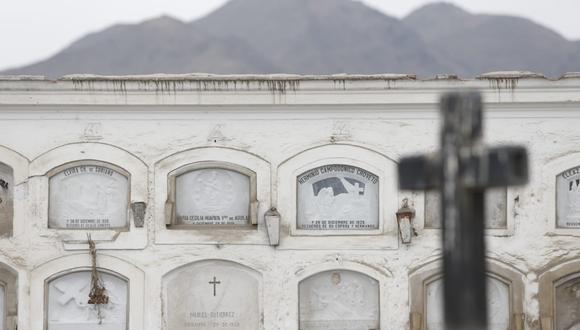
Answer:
555;275;580;330
175;168;250;226
49;165;129;229
47;271;128;330
557;166;580;228
0;163;13;236
426;277;510;330
425;188;507;229
299;270;379;330
297;165;379;231
164;260;260;330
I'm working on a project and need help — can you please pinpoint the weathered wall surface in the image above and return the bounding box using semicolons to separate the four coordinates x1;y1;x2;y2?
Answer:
0;73;579;329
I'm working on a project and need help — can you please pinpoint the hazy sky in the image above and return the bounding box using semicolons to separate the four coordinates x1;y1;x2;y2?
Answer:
1;0;579;71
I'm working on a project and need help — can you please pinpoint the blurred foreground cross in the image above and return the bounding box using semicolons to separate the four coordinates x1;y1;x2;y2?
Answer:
398;91;528;330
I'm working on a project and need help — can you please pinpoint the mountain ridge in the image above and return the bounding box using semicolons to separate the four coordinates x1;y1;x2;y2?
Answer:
3;0;579;78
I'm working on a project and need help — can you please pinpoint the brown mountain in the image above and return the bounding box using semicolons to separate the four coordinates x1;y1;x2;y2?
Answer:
2;0;579;78
403;2;580;77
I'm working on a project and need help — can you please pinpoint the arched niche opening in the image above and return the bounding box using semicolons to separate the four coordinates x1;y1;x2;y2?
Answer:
409;259;524;330
0;163;13;236
296;164;379;232
162;260;262;330
47;161;130;230
45;269;128;330
423;275;511;330
298;270;380;330
0;263;18;330
539;259;580;330
166;162;257;228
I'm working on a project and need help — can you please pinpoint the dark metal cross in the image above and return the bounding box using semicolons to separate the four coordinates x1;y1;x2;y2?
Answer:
398;92;528;330
209;276;221;297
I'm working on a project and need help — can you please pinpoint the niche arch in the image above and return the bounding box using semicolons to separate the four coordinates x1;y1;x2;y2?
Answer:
539;258;580;330
0;145;29;237
542;152;580;235
30;253;144;330
292;261;390;330
154;146;271;245
0;261;20;330
28;143;148;249
161;259;263;330
408;258;525;330
277;143;398;249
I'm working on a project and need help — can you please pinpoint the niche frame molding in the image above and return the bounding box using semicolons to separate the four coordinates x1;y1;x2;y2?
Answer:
408;258;525;330
543;152;580;236
30;253;144;330
154;147;271;245
290;261;390;330
277;143;398;250
0;145;29;239
29;143;148;250
421;187;516;236
538;258;580;330
160;258;264;330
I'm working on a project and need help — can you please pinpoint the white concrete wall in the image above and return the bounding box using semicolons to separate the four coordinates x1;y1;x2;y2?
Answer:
0;73;579;329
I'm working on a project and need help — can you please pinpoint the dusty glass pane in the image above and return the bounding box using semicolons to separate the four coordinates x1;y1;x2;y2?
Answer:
425;188;507;229
299;270;379;330
555;275;580;330
49;165;129;229
426;276;510;330
175;168;250;225
297;164;379;231
47;271;127;330
0;163;13;236
556;166;580;228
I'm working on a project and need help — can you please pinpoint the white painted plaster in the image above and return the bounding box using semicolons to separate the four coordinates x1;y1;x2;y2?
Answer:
0;75;576;329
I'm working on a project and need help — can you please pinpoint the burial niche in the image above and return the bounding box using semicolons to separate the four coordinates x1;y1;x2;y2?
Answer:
555;273;580;330
163;260;261;330
0;163;13;236
425;275;510;330
557;166;580;228
48;162;130;230
424;188;507;229
170;162;255;227
0;264;18;330
46;270;128;330
297;164;379;231
299;270;379;330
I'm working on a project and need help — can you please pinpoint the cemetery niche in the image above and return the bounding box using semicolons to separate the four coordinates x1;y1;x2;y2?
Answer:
556;166;580;228
424;275;510;330
555;273;580;330
0;163;13;236
297;164;379;231
48;162;130;230
424;188;508;229
168;162;255;227
46;270;128;330
0;264;17;330
299;270;379;330
163;260;261;330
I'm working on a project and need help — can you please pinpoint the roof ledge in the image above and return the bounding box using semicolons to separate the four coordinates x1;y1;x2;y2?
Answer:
59;73;417;82
0;75;47;81
560;72;580;79
477;71;546;79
